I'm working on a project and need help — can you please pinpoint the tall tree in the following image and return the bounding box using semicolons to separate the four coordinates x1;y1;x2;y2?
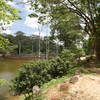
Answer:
29;0;100;61
15;31;25;55
50;6;83;48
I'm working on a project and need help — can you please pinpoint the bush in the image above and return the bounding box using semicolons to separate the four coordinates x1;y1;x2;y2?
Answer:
11;60;51;95
73;48;85;58
48;57;71;78
59;49;76;61
11;52;77;97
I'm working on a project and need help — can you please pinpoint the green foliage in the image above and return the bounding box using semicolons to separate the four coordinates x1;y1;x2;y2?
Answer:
11;60;51;95
2;33;59;56
96;64;100;68
96;6;100;33
48;57;71;78
0;35;9;48
29;0;100;61
0;0;21;34
0;0;21;21
60;48;85;61
0;79;8;86
83;39;90;55
73;48;85;58
50;6;82;48
29;13;38;18
11;51;77;96
0;35;17;55
59;49;76;61
0;35;10;55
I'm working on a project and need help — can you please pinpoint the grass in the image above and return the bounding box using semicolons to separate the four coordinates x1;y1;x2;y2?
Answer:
42;74;72;90
17;95;25;100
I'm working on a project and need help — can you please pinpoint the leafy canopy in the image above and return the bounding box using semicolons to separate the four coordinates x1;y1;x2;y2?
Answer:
0;35;9;49
0;0;21;32
0;0;21;22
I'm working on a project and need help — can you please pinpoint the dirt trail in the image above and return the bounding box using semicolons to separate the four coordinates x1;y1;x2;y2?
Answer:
7;96;20;100
46;74;100;100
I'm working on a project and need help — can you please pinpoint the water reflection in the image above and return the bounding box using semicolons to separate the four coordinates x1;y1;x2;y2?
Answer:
0;72;14;81
0;58;32;100
0;72;14;97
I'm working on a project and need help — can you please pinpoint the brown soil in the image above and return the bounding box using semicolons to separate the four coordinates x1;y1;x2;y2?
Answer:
46;74;100;100
7;96;20;100
87;67;100;74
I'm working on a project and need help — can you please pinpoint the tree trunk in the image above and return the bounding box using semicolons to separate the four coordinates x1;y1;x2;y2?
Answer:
95;35;100;62
38;32;41;58
18;41;21;56
32;40;34;55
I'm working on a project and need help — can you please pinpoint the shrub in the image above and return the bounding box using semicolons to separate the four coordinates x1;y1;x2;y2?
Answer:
60;48;85;61
73;48;85;59
59;49;76;61
48;57;71;78
11;60;51;95
11;52;77;97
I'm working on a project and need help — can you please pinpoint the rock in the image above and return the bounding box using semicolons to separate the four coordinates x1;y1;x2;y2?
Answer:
74;70;81;75
69;76;78;84
32;85;40;97
58;83;69;91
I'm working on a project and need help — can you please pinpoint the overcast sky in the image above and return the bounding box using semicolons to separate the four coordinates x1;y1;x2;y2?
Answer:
6;0;50;37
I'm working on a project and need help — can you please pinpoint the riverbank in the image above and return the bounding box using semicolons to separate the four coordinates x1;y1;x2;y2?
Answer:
0;55;53;60
7;95;23;100
7;73;100;100
0;58;34;100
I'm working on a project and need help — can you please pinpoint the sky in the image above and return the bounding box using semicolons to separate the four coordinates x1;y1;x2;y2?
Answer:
5;0;50;37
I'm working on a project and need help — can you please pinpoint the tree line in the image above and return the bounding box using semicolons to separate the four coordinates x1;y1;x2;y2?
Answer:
0;31;62;58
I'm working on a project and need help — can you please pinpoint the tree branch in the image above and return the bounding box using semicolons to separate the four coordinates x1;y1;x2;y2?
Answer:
67;0;92;23
61;0;97;35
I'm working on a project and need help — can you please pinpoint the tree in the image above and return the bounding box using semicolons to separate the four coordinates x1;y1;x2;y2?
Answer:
0;35;9;56
0;0;21;32
50;6;83;49
3;33;58;57
15;31;25;55
38;27;41;58
0;0;20;21
0;0;21;55
29;0;100;62
0;35;9;49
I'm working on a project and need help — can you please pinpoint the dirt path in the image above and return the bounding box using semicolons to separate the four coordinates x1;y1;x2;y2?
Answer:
7;96;20;100
66;74;100;100
46;74;100;100
87;67;100;74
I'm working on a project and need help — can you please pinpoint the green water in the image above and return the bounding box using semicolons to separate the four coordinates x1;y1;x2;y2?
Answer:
0;58;32;100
